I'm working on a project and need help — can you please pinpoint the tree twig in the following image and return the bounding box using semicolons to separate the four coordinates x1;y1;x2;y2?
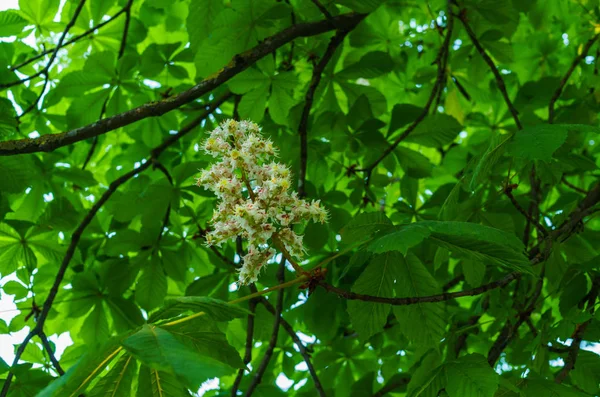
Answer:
16;71;49;120
561;177;588;195
38;331;65;376
118;0;134;59
231;297;258;396
256;294;326;397
319;271;520;306
504;189;548;238
457;10;522;130
298;28;354;197
310;0;334;22
361;2;454;175
9;5;131;72
0;0;87;90
555;277;599;383
0;13;365;156
244;256;286;397
549;33;600;123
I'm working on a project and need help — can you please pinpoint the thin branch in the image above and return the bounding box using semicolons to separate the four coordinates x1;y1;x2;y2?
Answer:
244;256;286;397
0;95;228;397
0;12;365;156
0;332;36;397
152;160;173;246
319;271;520;306
38;331;65;376
555;278;599;383
562;177;588;195
549;33;600;123
81;95;110;170
9;6;131;72
372;375;411;397
16;71;49;120
457;10;522;130
504;189;548;238
231;297;258;396
82;0;133;170
361;2;454;174
256;294;326;397
310;0;334;22
118;0;134;59
0;0;87;90
298;29;353;197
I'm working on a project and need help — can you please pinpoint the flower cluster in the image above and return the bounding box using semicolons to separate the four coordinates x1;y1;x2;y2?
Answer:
196;119;328;285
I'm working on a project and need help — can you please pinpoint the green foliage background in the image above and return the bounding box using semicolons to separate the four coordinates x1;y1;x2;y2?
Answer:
1;0;600;396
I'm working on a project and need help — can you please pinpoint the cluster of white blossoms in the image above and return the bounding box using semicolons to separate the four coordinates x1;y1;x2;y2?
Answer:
196;119;328;285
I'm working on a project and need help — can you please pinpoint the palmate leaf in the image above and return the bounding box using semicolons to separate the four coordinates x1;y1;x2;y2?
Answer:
121;325;234;389
0;222;23;275
445;354;499;397
37;339;124;397
148;296;249;323
167;318;244;369
347;252;399;341
419;221;532;273
0;10;28;37
89;354;137;397
367;223;431;255
137;365;191;397
341;211;393;244
393;253;446;348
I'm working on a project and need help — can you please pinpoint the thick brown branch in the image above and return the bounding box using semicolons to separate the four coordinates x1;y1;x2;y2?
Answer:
549;33;600;123
298;29;354;197
458;11;522;130
362;3;454;174
0;12;364;156
0;0;87;90
319;271;519;306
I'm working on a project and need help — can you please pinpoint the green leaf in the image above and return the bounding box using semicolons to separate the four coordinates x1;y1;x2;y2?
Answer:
36;339;123;397
0;156;35;194
341;212;393;244
393;253;446;347
335;0;385;13
505;125;599;162
518;378;590;397
89;354;137;397
368;223;431;255
167;318;244;369
337;51;394;80
388;104;423;134
445;354;499;397
0;222;23;275
0;11;28;37
394;146;434;178
149;296;249;323
470;132;511;190
135;256;167;311
121;324;233;389
136;365;190;397
403;114;462;148
347;252;399;340
420;221;532;273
